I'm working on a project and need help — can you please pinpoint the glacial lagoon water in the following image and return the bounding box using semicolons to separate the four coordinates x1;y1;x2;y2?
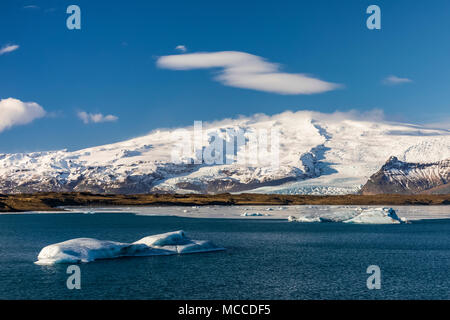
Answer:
0;210;449;299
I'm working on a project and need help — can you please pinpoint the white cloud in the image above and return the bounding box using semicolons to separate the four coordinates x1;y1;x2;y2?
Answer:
0;44;19;55
382;75;413;85
77;111;118;124
0;98;46;133
23;5;39;9
157;51;340;95
175;45;187;52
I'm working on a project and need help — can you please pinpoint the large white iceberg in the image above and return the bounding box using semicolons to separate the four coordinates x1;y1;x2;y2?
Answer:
288;207;408;224
35;230;224;265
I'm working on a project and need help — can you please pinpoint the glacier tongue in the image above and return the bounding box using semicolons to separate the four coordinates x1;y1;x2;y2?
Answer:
1;110;449;194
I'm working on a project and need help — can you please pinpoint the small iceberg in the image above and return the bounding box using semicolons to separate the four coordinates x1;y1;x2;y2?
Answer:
240;212;270;217
287;215;332;223
343;207;407;224
35;231;224;265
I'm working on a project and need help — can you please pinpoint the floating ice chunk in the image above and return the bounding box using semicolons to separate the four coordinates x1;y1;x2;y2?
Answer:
288;207;408;224
400;217;410;224
343;208;405;224
176;240;223;254
35;231;224;265
288;215;331;223
35;238;131;265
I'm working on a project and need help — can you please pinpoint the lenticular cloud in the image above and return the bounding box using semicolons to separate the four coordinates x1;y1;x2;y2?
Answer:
157;51;340;95
0;98;46;133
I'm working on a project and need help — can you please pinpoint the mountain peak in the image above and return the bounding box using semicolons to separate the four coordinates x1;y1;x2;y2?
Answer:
387;156;399;163
361;157;450;195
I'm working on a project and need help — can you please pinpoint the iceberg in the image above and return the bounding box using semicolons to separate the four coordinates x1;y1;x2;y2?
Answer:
35;230;224;265
288;215;323;223
240;212;270;217
288;207;407;224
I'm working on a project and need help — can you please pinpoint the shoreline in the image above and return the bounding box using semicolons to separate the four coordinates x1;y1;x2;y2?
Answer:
3;205;450;221
0;192;449;213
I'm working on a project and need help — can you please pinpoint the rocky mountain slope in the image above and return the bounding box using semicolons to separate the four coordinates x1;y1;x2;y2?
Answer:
0;110;449;194
360;157;450;195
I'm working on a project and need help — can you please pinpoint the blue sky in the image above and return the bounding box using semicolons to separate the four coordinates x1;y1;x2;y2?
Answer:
0;0;449;153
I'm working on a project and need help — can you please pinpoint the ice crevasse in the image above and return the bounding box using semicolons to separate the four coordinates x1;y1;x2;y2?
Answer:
35;230;224;265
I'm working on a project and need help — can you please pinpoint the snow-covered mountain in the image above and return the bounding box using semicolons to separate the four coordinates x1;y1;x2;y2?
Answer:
360;156;450;195
0;110;449;194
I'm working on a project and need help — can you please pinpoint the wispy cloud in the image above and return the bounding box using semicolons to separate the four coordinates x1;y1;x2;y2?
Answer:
0;44;19;55
77;111;118;124
157;51;340;95
175;45;187;52
382;75;413;85
0;98;46;133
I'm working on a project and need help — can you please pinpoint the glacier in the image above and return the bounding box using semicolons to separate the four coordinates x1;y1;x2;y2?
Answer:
35;230;224;265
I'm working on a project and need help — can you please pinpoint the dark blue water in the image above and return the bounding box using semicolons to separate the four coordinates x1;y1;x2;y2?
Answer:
0;213;449;299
